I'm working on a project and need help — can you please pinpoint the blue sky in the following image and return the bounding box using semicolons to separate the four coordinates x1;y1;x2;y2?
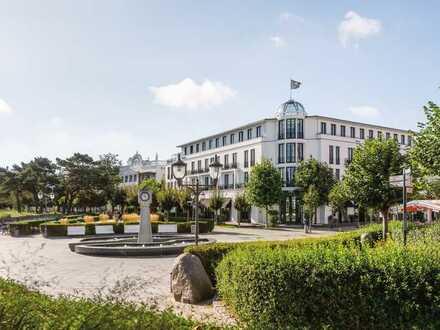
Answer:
0;0;439;167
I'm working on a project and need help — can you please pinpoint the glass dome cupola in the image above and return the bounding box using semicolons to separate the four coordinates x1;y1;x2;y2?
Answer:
276;99;307;118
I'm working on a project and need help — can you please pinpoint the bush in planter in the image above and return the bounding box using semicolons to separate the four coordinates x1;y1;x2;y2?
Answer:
40;223;68;237
267;210;278;227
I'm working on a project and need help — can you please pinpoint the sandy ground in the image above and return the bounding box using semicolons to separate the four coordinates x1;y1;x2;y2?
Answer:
0;226;340;326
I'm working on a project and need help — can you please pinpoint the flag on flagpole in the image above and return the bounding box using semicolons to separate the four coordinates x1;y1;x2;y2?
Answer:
290;79;301;89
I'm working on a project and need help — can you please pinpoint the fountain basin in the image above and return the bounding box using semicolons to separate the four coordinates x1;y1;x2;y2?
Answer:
69;235;215;256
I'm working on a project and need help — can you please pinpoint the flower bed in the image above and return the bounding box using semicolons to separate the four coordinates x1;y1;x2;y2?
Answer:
40;219;214;237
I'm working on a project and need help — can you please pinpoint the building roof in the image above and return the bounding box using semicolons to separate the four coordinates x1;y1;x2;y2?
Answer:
176;118;275;147
307;115;413;133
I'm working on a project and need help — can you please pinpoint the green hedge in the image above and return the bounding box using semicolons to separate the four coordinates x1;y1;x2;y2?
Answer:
40;221;214;237
0;278;222;330
216;241;440;329
8;219;58;237
185;222;406;283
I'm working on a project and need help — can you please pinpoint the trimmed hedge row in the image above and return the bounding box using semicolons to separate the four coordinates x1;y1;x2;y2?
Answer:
8;218;61;237
185;222;406;283
216;241;440;329
0;278;223;330
40;220;215;237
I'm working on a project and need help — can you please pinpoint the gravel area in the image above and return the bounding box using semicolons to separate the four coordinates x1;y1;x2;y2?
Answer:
0;226;340;326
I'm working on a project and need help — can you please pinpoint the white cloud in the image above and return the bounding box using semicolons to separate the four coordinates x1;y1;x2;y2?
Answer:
349;106;380;117
149;78;236;109
0;99;13;114
270;35;287;48
338;11;382;47
279;12;305;23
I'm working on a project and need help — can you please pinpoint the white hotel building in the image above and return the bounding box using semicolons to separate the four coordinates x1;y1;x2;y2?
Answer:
166;99;412;224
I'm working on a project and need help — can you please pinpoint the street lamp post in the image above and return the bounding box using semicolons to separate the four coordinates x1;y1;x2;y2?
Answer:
37;191;44;214
171;154;222;245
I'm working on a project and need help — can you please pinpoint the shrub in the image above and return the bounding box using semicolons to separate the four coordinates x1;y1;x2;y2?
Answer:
0;278;222;330
8;219;57;237
216;241;440;329
122;213;140;222
185;222;405;283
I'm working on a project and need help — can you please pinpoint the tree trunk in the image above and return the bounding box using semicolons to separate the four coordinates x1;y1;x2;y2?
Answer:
237;210;241;227
382;209;389;240
265;207;269;228
15;192;22;212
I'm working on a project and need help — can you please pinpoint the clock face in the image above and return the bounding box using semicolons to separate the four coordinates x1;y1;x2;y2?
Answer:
139;191;151;202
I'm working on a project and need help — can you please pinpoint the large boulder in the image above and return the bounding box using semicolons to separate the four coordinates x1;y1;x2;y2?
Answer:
171;253;214;304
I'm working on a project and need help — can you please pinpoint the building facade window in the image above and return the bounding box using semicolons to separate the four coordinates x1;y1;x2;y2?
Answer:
286;118;296;139
167;167;171;180
250;149;256;166
184;147;187;155
204;158;209;170
286;167;295;186
377;131;382;139
244;172;249;183
197;160;202;171
190;145;194;154
329;145;334;164
335;168;340;181
401;134;406;145
348;147;354;162
256;126;262;137
408;135;412;146
386;132;391;140
239;131;244;142
340;125;346;137
297;119;304;138
202;142;206;151
286;143;296;163
232;153;237;167
278;144;285;163
222;136;227;146
368;130;374;139
247;128;252;140
215;138;219;148
209;140;213;149
331;123;336;136
350;127;355;138
196;144;199;153
297;143;304;161
393;133;398;141
278;120;285;139
321;122;327;134
335;146;340;165
224;154;229;167
360;128;365;139
230;133;235;144
191;161;195;172
244;150;249;168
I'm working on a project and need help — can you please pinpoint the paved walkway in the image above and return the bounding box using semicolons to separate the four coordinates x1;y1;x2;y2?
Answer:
0;226;340;325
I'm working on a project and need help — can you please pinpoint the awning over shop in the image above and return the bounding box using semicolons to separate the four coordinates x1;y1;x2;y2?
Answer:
406;200;440;212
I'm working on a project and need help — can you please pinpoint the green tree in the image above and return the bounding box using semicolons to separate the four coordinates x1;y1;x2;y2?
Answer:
21;157;59;213
96;153;122;210
410;99;440;176
156;187;177;221
176;188;192;221
295;158;335;209
234;193;251;226
208;191;224;224
344;138;403;239
111;187;128;216
303;185;320;224
245;159;283;228
0;165;25;212
328;181;351;223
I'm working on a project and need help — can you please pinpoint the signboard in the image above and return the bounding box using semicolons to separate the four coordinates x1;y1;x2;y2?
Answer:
390;174;412;188
158;224;178;233
95;225;114;235
124;224;140;234
67;226;86;236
